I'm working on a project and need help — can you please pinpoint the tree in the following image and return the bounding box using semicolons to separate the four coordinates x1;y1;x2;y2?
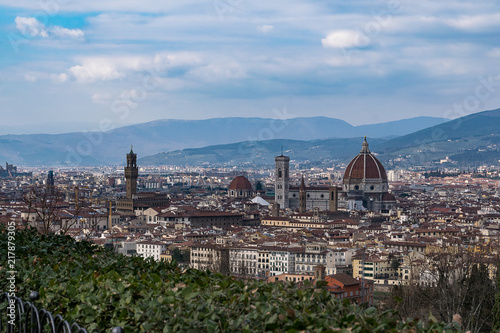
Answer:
391;259;400;272
23;184;82;235
172;248;190;265
491;267;500;330
389;245;498;333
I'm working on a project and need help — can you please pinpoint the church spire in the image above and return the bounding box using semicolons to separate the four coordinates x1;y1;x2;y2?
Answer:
300;175;306;191
361;136;370;153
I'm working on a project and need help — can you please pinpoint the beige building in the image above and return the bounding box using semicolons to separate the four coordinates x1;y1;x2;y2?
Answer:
190;244;229;274
353;257;397;280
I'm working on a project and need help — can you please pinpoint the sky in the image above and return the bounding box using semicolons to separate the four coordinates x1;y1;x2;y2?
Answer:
1;0;500;133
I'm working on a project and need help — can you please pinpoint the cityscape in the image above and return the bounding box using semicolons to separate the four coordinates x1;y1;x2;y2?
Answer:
2;0;500;332
2;123;500;330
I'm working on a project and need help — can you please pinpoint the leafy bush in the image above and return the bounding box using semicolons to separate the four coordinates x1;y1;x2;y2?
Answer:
0;228;459;332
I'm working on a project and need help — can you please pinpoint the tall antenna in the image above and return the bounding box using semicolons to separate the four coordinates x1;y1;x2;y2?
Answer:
281;145;284;156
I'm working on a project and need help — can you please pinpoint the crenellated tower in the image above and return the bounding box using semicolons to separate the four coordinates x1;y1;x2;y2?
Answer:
125;146;138;199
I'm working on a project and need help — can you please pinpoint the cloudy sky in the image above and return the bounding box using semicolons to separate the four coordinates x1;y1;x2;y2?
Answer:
1;0;500;133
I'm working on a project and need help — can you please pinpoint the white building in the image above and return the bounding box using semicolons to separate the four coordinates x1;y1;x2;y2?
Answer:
229;247;258;277
136;240;167;261
269;248;296;276
295;243;328;274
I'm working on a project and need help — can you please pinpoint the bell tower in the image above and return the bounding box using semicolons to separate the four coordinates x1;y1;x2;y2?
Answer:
125;146;138;199
299;175;306;213
275;153;290;209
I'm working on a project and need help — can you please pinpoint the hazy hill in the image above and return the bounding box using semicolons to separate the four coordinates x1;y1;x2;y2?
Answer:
374;108;500;167
0;116;447;165
140;109;500;168
356;116;451;138
138;137;387;167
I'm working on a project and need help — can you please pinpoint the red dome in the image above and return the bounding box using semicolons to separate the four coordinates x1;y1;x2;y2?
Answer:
229;176;252;190
343;138;387;180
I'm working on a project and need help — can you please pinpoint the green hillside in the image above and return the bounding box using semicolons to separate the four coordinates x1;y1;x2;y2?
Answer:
0;228;457;332
372;108;500;168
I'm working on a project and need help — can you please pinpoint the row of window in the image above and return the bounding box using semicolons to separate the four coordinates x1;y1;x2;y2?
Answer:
230;254;257;259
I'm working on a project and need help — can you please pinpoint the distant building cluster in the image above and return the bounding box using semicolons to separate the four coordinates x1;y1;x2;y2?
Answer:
1;138;500;304
274;138;395;213
0;162;31;178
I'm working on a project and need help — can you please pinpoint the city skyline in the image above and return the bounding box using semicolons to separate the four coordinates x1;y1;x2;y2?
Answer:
1;0;500;131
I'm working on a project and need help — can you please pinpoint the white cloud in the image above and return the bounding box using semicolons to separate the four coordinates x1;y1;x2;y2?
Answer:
325;56;367;67
321;30;371;49
16;17;48;38
446;13;500;31
258;25;274;33
91;93;112;104
187;62;247;82
63;53;203;83
51;73;68;83
487;48;500;58
51;26;85;39
153;52;203;71
24;73;37;82
15;16;84;39
68;61;124;83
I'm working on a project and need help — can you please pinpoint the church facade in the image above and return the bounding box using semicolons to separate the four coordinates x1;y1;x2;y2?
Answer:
275;138;395;213
275;155;338;212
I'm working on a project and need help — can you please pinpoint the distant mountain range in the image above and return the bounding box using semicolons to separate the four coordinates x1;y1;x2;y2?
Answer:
376;108;500;168
140;108;500;168
0;121;100;135
0;116;448;166
138;138;388;167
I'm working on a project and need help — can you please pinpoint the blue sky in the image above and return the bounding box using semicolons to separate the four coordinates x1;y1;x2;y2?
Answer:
1;0;500;133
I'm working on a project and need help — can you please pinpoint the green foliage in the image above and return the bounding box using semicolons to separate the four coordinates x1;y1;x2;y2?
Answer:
172;248;190;264
1;228;459;332
423;170;462;178
492;270;500;331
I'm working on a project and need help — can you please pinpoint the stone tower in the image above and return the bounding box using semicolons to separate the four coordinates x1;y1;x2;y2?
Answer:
299;175;306;213
125;146;138;199
47;170;55;195
275;154;290;209
329;186;338;212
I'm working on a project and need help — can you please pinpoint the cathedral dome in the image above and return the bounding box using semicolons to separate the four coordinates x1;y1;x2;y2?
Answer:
343;138;387;180
229;176;252;190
